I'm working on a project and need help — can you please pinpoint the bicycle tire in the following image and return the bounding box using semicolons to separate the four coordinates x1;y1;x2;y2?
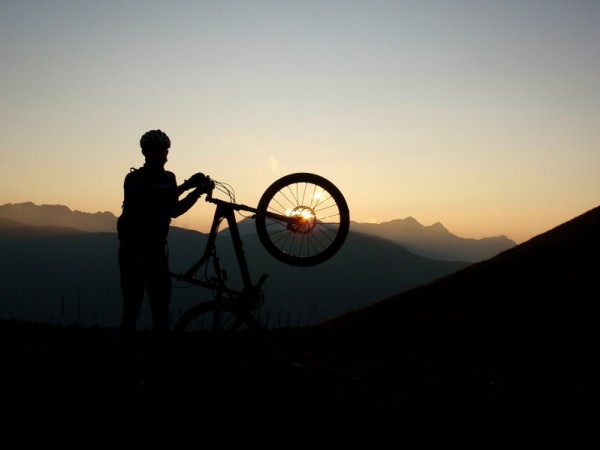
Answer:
173;300;260;333
255;173;350;266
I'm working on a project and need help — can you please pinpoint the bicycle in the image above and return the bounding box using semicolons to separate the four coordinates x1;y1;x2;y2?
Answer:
170;173;350;334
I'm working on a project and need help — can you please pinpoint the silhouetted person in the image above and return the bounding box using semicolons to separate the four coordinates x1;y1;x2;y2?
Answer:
117;129;209;356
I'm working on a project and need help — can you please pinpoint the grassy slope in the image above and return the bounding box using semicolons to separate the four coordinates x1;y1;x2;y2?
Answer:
2;205;600;449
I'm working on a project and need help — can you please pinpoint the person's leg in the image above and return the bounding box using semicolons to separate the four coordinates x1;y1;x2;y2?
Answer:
146;245;171;350
118;245;145;351
147;270;171;335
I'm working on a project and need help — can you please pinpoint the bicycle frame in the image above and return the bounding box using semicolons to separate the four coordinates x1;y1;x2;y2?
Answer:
169;187;289;307
170;173;350;332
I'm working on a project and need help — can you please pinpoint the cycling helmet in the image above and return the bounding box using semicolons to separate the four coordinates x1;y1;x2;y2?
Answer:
140;129;171;150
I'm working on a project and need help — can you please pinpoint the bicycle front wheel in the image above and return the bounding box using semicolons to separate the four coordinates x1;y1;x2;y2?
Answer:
173;300;260;333
255;173;350;267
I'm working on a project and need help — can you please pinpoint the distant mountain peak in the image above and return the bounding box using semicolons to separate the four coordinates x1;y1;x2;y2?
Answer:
428;221;448;232
351;217;515;262
396;216;420;224
0;202;117;233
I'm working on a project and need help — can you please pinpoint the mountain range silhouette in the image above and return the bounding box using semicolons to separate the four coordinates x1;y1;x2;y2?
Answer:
0;202;116;232
0;201;512;326
0;201;515;261
350;218;515;262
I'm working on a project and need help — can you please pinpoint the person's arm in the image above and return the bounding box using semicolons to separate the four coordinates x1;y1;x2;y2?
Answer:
175;182;191;197
178;172;209;194
171;188;202;218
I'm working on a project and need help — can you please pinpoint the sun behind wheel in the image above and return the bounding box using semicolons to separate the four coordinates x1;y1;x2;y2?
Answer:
255;173;350;267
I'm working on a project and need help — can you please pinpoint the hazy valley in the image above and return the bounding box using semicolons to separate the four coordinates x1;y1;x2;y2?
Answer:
0;202;515;327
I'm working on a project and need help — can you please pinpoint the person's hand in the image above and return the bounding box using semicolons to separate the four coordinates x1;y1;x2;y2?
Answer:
184;172;210;191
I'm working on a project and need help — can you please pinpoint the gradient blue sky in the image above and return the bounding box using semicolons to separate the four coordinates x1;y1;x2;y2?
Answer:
1;0;599;243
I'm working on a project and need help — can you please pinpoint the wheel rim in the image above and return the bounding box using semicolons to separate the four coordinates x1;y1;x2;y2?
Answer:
175;301;249;333
256;173;349;266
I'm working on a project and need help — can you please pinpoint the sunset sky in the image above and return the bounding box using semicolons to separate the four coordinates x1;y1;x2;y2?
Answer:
1;1;598;244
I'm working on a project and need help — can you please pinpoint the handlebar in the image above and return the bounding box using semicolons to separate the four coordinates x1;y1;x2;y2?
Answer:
203;178;216;202
198;176;308;227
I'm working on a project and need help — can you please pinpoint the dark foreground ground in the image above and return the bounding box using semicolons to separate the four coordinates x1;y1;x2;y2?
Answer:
1;319;599;449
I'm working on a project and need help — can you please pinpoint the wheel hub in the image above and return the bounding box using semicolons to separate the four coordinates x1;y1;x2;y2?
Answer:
286;206;317;234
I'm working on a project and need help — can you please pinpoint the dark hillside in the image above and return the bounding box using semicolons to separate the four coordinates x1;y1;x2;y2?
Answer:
328;205;600;337
1;206;600;449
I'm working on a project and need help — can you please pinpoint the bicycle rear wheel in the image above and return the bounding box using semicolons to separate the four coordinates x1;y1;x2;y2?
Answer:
255;173;350;266
173;300;260;333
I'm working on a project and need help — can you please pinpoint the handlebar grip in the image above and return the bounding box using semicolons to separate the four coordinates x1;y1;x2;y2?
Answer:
205;179;215;201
